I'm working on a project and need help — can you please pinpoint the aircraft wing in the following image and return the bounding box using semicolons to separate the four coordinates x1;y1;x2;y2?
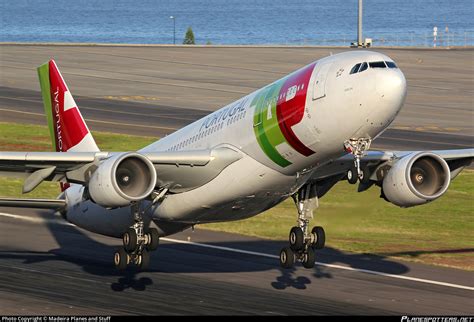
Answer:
0;147;242;194
308;148;474;198
312;149;474;179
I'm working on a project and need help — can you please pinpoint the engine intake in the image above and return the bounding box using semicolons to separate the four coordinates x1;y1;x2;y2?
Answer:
88;152;157;207
382;152;451;207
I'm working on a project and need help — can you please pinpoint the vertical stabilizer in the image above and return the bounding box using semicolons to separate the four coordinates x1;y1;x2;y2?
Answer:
37;60;100;153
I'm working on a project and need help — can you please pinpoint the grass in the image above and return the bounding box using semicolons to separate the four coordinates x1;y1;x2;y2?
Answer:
0;122;156;152
1;122;473;270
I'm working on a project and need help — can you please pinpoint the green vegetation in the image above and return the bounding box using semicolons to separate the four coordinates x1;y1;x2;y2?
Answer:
0;122;156;152
183;26;195;45
0;122;472;270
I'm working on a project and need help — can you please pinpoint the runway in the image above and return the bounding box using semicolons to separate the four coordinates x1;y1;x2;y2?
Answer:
0;45;473;315
0;208;472;315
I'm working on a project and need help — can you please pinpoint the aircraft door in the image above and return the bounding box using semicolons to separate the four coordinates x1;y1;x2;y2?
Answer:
312;62;332;100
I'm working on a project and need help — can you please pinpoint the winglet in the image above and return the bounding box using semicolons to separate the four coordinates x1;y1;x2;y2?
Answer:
37;60;100;153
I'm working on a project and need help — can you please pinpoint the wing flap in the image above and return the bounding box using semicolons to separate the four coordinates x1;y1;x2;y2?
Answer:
0;151;100;163
23;166;56;193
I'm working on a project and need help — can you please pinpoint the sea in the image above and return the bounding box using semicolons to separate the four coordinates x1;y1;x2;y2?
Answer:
1;0;473;47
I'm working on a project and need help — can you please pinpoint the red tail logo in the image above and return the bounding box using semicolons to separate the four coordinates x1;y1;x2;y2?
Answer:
48;61;89;152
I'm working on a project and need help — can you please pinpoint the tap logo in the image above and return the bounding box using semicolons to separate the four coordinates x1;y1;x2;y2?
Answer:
252;63;316;167
53;88;63;151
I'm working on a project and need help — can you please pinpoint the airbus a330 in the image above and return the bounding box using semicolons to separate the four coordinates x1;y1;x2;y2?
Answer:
1;51;472;270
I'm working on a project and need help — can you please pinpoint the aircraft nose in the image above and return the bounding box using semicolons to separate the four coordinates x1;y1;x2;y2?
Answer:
376;69;407;105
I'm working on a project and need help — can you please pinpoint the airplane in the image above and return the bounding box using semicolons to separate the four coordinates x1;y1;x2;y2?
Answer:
0;51;472;270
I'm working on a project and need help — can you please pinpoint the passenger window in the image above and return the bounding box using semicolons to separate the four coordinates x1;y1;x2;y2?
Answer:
386;61;397;68
350;63;361;74
359;62;368;72
369;61;387;68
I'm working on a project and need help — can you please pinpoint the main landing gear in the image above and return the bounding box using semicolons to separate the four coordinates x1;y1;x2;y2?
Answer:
113;202;159;270
344;138;372;185
279;184;325;269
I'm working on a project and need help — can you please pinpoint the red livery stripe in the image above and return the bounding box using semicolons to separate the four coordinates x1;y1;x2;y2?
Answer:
276;63;316;157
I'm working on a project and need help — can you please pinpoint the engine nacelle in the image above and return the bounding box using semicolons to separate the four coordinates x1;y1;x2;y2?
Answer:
88;152;157;208
382;152;451;207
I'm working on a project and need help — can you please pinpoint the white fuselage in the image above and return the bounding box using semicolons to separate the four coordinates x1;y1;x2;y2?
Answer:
65;50;407;237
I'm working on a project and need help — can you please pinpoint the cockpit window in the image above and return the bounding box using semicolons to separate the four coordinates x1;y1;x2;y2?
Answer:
350;63;361;74
385;61;398;68
359;62;368;72
349;61;396;75
349;61;372;75
369;61;387;68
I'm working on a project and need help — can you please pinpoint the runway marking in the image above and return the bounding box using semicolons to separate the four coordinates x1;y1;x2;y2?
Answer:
0;108;178;132
0;263;101;284
1;211;473;291
0;64;249;95
160;237;474;291
65;50;289;75
391;126;464;133
377;135;471;148
83;118;176;131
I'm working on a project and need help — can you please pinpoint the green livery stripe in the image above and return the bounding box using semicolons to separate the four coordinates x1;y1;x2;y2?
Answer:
37;62;56;151
252;80;291;167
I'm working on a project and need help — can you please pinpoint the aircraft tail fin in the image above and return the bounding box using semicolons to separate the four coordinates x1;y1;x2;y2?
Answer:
37;60;100;153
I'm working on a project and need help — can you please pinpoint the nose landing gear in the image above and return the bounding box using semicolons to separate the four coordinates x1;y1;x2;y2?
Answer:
279;184;325;269
344;138;372;184
114;202;160;270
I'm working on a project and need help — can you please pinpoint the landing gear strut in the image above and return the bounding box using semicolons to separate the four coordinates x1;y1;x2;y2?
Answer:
279;184;325;269
114;201;160;270
344;138;372;184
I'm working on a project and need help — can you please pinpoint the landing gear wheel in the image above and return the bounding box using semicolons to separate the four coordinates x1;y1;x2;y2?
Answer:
114;248;129;270
138;249;150;270
302;247;316;269
289;226;304;251
347;167;358;184
146;228;159;251
311;226;326;249
123;228;138;252
279;246;296;269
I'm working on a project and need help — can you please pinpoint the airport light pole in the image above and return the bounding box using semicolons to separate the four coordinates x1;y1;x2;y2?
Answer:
170;16;176;45
358;0;363;46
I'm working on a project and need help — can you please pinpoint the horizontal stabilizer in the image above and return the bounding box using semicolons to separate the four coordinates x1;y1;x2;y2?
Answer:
0;198;66;210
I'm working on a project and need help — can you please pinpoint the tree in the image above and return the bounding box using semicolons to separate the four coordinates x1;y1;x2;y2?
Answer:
183;27;195;45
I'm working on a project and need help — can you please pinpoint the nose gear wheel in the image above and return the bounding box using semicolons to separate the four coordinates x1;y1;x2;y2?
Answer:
344;138;372;183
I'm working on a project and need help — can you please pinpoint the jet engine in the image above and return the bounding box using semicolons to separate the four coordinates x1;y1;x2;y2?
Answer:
88;152;157;208
382;152;451;207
